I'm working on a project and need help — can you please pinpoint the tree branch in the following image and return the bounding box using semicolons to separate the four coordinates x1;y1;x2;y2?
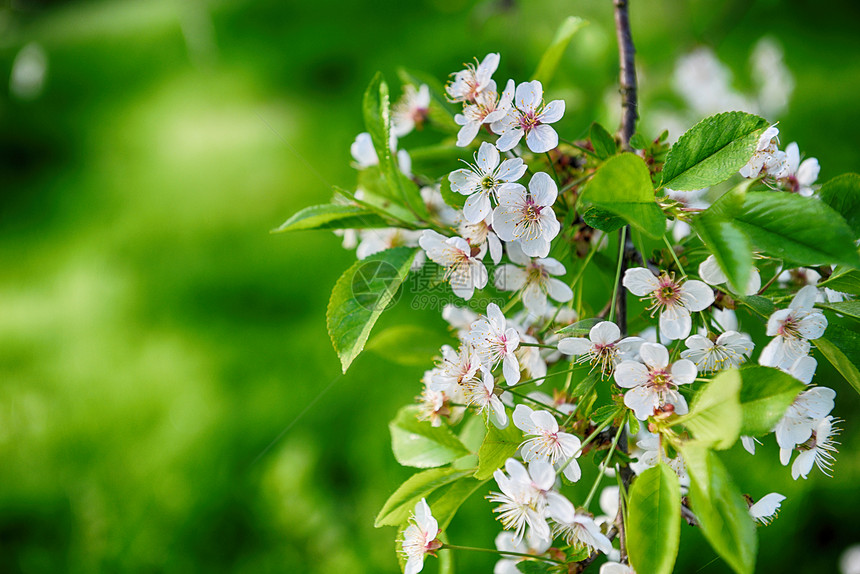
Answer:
614;0;638;151
612;0;639;568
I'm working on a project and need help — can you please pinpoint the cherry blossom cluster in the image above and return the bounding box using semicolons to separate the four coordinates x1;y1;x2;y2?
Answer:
327;51;849;574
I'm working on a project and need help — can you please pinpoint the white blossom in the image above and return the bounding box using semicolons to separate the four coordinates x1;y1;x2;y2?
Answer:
488;459;575;543
462;367;508;428
759;285;827;369
775;386;836;454
741;435;762;455
492;80;565;153
513;404;582;482
553;512;613;555
401;499;441;574
430;344;482;393
419;230;488;300
775;142;819;196
739;125;785;178
600;563;636;574
493;172;560;258
455;79;515;147
459;213;503;265
615;343;697;420
449;142;527;223
447;53;500;103
681;331;754;373
495;242;572;315
789;416;840;480
748;492;786;525
468;303;521;384
558;321;644;377
623;268;715;340
357;229;424;269
698;254;761;296
393;84;431;137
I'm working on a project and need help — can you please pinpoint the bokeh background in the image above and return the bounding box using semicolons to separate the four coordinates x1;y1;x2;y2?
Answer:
0;0;859;572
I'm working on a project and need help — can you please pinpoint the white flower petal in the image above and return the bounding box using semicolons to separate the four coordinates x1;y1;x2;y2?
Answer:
558;337;592;356
526;124;559;153
680;280;715;312
660;305;692;340
639;342;670;369
623;268;660;296
539;99;565;123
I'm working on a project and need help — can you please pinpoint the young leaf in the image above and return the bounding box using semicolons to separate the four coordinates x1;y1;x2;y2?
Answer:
440;176;466;210
660;111;769;190
555;317;603;337
531;16;588;86
367;324;450;366
430;475;488;529
676;368;742;449
475;423;523;480
375;467;473;527
363;73;429;221
627;463;681;574
738;366;805;435
577;153;666;238
815;324;860;396
818;265;860;295
681;445;757;574
590;122;617;160
692;182;752;292
390;406;471;468
272;203;390;233
327;246;418;372
732;192;860;267
817;173;860;237
815;301;860;321
516;561;554;574
579;205;626;234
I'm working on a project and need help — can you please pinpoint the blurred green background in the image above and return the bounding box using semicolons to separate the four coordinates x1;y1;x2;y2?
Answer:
0;0;858;572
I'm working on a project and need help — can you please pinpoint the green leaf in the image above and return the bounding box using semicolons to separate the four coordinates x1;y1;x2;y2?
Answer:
738;366;805;435
579;205;626;234
818;265;860;295
735;294;776;319
458;415;487;452
367;324;449;366
531;16;588;86
363;73;428;220
475;423;522;480
327;247;418;372
816;300;860;320
555;318;603;337
440;175;466;210
661;111;769;190
390;406;471;468
375;467;473;527
732;192;860;267
516;561;554;574
577;153;666;239
818;173;860;237
676;369;742;449
681;445;757;574
590;122;617;160
692;183;752;292
815;324;860;396
627;463;681;574
272;203;390;233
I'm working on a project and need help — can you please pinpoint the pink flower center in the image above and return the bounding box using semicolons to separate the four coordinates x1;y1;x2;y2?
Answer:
647;368;674;391
777;315;801;339
518;111;540;133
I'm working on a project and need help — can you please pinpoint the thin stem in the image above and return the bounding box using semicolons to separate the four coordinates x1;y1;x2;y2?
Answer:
559;172;594;194
609;226;627;322
757;263;783;295
518;341;557;349
506;367;578;390
502;291;522;314
545;151;561;185
505;388;566;416
440;544;564;564
663;234;686;276
583;422;625;509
